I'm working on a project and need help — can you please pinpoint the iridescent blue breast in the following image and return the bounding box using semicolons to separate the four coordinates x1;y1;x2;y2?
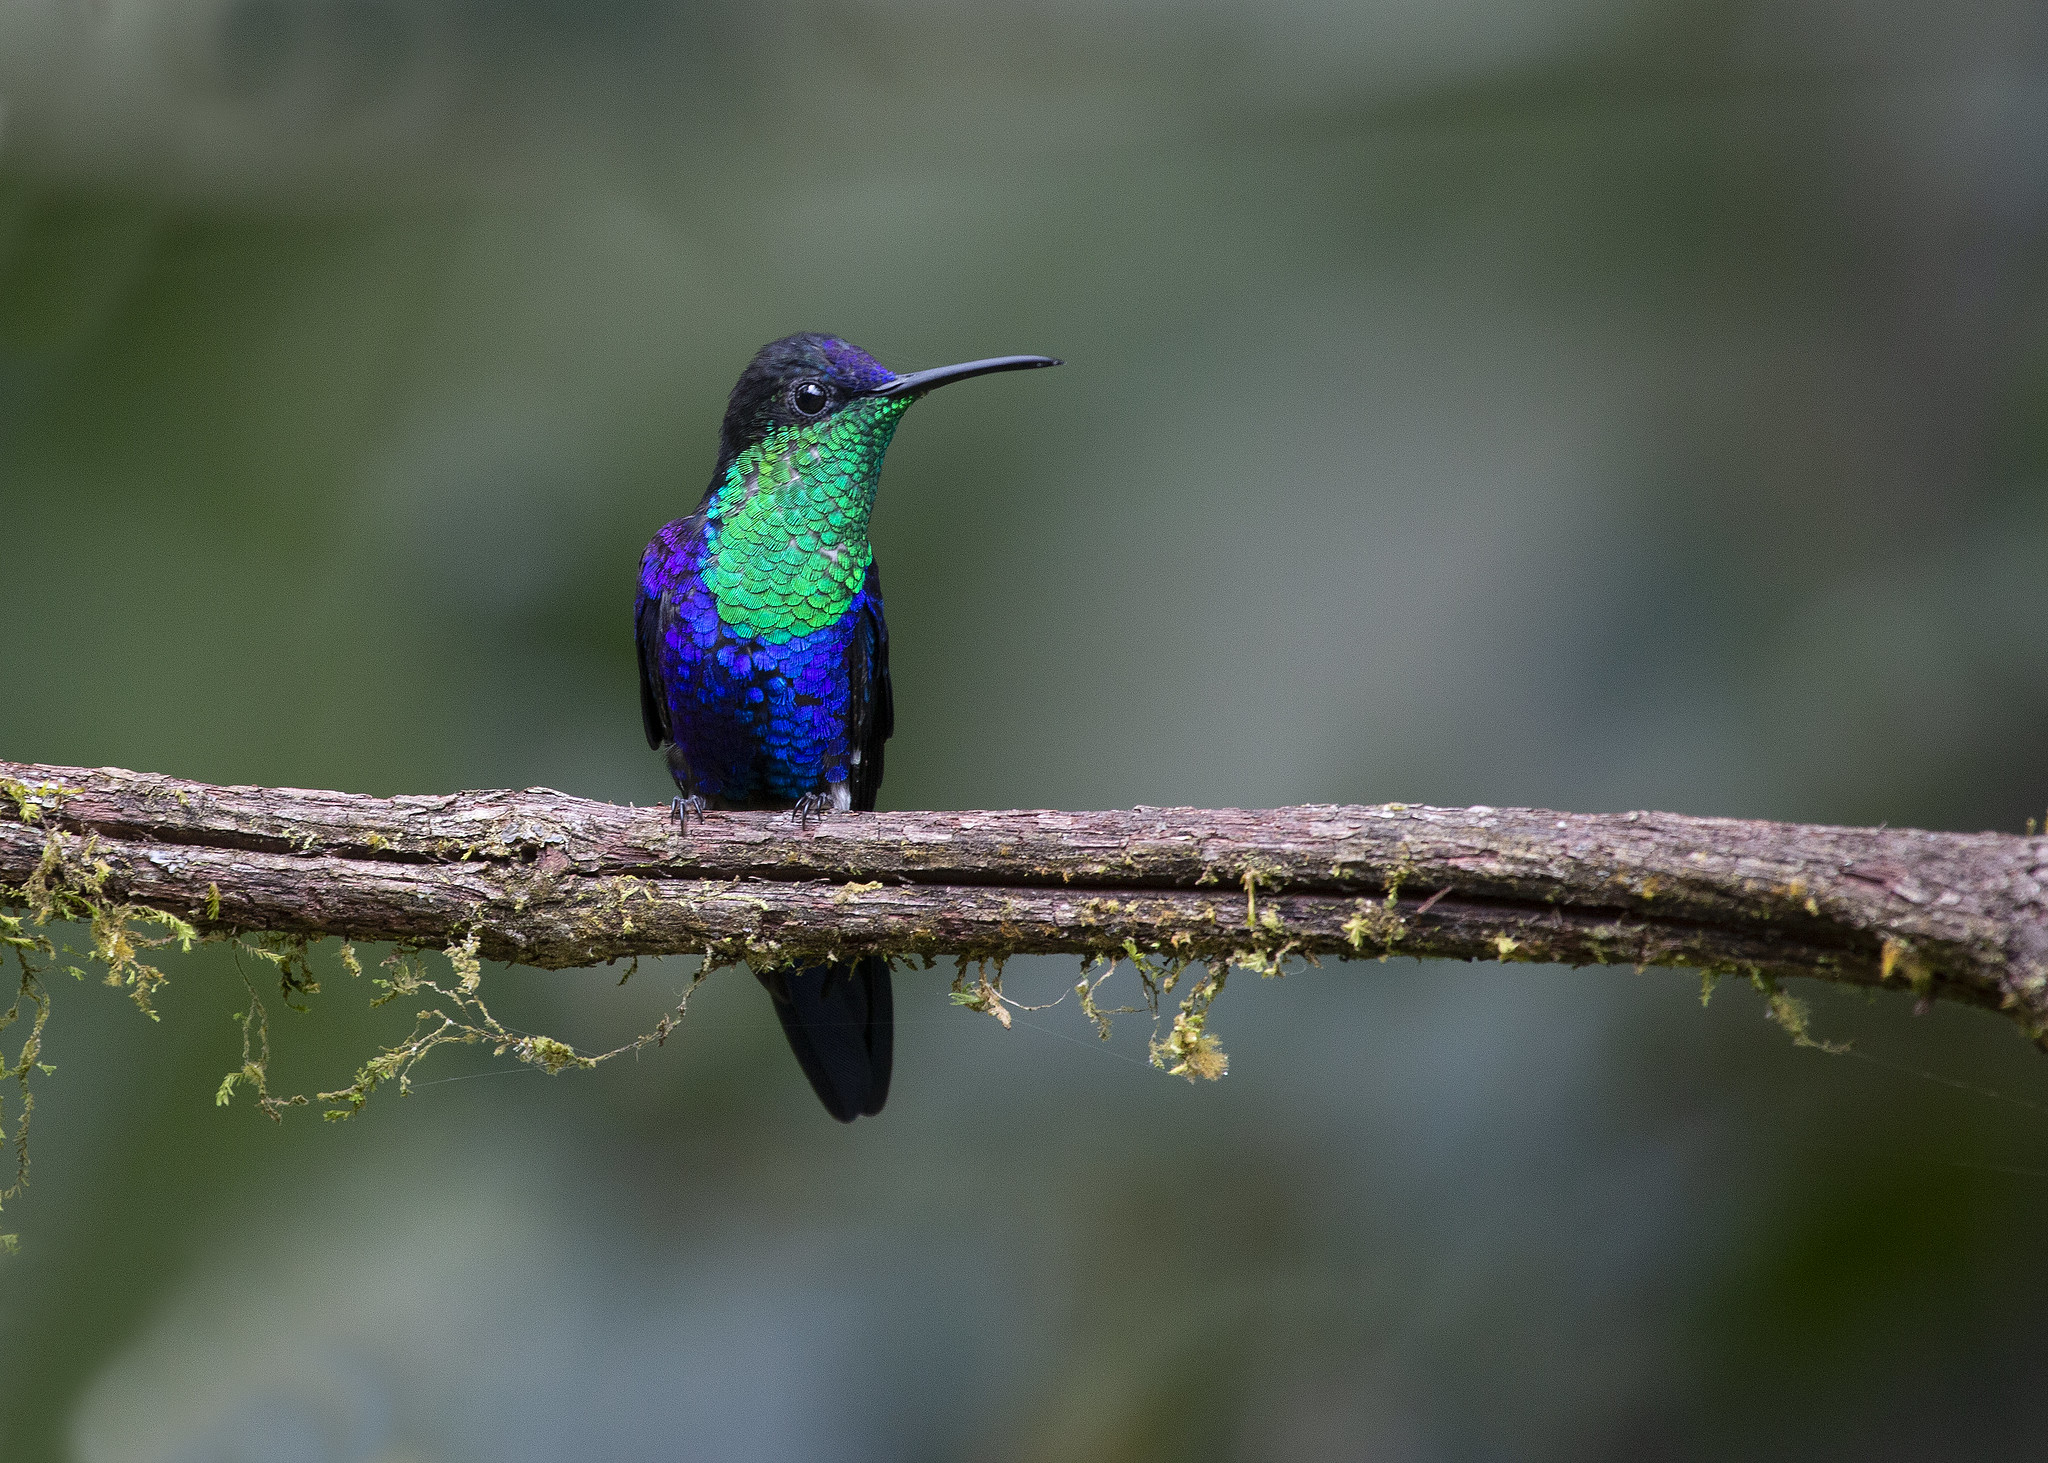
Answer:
636;517;888;808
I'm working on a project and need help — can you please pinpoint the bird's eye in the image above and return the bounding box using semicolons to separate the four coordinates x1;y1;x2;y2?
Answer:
790;380;830;416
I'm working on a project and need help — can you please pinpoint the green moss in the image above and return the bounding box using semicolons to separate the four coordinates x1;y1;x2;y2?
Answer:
0;776;75;825
445;927;483;994
0;828;646;1177
1150;963;1229;1081
1747;971;1849;1054
1342;884;1408;959
948;961;1012;1028
313;930;621;1118
1074;950;1144;1041
0;930;54;1234
1880;937;1936;1000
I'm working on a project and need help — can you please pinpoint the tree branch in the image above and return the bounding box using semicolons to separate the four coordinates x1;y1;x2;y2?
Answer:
4;759;2047;1042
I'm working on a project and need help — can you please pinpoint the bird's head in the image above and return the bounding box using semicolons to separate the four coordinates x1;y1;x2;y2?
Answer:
714;333;1058;476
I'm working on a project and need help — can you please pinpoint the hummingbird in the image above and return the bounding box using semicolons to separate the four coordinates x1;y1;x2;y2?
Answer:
635;334;1059;1120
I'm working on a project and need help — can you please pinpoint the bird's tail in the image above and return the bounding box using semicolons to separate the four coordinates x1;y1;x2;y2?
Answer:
756;955;894;1121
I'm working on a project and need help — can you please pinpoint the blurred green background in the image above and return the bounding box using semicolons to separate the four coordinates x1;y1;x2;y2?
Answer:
6;0;2048;1457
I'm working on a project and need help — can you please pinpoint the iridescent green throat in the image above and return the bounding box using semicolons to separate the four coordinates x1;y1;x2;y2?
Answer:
701;395;912;644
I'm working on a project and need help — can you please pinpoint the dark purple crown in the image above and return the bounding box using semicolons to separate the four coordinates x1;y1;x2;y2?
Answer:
714;333;896;475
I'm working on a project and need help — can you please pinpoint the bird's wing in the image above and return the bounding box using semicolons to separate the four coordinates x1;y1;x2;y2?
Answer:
635;574;671;752
849;564;892;813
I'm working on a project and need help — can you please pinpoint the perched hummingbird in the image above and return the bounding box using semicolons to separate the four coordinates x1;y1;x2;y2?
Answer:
636;334;1059;1120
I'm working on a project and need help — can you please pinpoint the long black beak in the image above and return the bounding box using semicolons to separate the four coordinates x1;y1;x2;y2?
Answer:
873;354;1061;398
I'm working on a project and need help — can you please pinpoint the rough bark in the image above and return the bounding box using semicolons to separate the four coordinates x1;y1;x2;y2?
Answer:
4;759;2047;1040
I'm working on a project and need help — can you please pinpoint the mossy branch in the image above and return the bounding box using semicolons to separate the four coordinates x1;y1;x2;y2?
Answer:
0;762;2039;1057
4;758;2042;1235
2;759;2046;1043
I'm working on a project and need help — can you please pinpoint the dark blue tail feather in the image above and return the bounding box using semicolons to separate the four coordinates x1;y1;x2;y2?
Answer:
758;956;893;1121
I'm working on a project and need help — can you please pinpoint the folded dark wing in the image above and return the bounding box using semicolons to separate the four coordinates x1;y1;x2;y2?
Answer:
635;581;671;752
847;564;892;813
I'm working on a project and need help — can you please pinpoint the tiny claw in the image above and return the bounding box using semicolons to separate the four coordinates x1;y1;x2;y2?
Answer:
791;792;830;832
670;794;708;835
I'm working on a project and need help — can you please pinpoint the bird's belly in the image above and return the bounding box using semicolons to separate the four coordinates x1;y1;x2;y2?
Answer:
663;614;861;807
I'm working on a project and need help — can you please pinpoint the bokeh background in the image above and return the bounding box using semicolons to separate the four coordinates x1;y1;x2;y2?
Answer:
5;0;2048;1457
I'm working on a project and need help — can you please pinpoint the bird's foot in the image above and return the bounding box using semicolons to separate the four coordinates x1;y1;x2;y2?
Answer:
791;792;832;831
670;794;708;834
